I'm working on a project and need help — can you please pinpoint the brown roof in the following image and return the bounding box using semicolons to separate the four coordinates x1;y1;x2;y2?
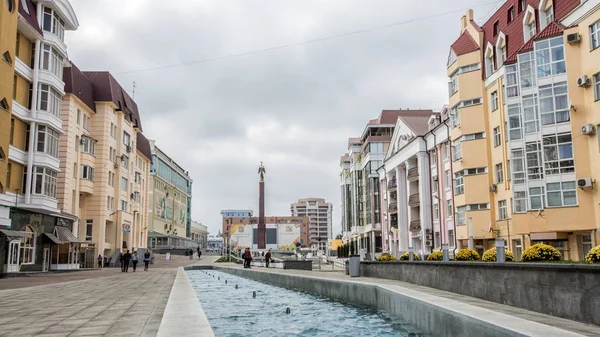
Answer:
63;64;96;112
340;155;350;164
19;0;42;35
396;110;437;136
136;132;152;162
450;31;480;56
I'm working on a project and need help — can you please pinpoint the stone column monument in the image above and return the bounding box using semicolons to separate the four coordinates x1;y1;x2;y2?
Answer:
258;162;266;249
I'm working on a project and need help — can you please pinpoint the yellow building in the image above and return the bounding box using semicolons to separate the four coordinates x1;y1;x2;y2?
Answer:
60;64;152;264
448;0;599;261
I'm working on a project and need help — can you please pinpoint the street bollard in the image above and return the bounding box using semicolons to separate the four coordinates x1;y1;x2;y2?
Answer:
408;248;414;261
496;238;505;263
442;244;449;262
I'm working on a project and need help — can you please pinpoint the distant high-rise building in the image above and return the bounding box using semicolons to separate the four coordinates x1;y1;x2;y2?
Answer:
290;198;332;253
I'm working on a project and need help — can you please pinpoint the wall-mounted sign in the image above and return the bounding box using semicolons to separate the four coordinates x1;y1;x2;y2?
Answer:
123;223;131;233
221;210;253;218
409;222;421;233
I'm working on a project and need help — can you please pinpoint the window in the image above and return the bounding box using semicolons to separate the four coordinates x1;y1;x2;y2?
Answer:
594;73;600;101
121;200;128;211
20;227;35;264
448;230;455;247
468;203;489;211
493;127;501;147
507;160;511;181
38;84;61;118
135;171;142;183
454;172;464;195
547;181;577;207
592;20;600;50
514;191;527;213
110;123;114;137
543;133;574;175
107;196;114;210
42;7;65;41
451;139;462;160
519;53;536;90
491;91;499;111
81;137;95;155
528;22;536;40
498;200;507;220
498;46;507;67
110;147;116;163
446;199;453;217
456;63;480;74
33;167;57;198
513;239;522;261
462;132;485;141
443;143;449;160
535;37;565;78
465;167;487;175
460;98;482;107
511;149;526;184
6;163;11;189
522;94;539;134
108;171;114;186
485;54;495;78
9;118;14;145
580;234;593;260
121;177;128;191
544;6;554;26
518;0;525;13
450;107;460;128
36;125;59;158
444;170;451;189
507;6;515;23
449;73;458;96
433;203;439;220
493;21;499;36
495;163;504;183
40;44;64;79
123;131;131;146
526;142;543;180
505;65;519;97
539;81;569;125
447;49;457;66
77;109;81;125
122;155;129;169
85;220;93;241
508;104;522;140
529;187;545;210
456;206;466;225
81;165;94;181
83;114;91;131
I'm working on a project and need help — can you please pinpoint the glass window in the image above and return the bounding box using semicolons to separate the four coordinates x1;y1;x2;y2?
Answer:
20;227;35;264
522;94;539;134
507;104;522;141
444;170;451;189
511;149;526;184
526;142;543;180
581;234;593;260
85;220;93;241
535;37;565;78
498;200;507;220
449;73;458;96
42;7;65;41
518;53;536;88
594;73;600;101
36;125;59;158
462;132;485;141
514;191;527;213
547;181;577;207
529;187;545;210
544;7;553;26
433;203;439;220
454;171;464;195
539;82;569;125
450;106;460;128
121;177;128;191
495;163;504;183
38;84;61;118
81;136;95;155
543;133;574;175
513;239;522;261
491;91;499;111
40;44;64;79
493;127;501;147
121;200;127;211
81;165;94;181
123;131;131;145
446;199;453;217
591;20;600;50
505;64;519;97
122;155;129;169
485;55;494;78
456;206;466;225
448;229;455;247
451;139;462;161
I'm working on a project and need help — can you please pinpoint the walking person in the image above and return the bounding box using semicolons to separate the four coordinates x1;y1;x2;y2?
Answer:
197;246;201;259
189;248;194;260
132;251;139;272
265;249;272;268
123;250;132;272
244;248;252;268
120;251;125;272
97;254;103;269
144;250;151;271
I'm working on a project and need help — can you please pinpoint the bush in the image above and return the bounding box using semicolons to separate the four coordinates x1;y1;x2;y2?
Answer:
455;248;480;261
376;253;396;262
427;251;444;261
482;248;514;262
585;245;600;264
521;243;562;262
399;252;421;261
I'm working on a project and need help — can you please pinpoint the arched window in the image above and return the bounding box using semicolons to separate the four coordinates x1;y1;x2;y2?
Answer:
496;32;507;67
523;6;537;41
485;43;495;78
539;0;554;30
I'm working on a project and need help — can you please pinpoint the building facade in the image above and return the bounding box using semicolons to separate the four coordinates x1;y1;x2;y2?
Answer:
190;220;208;248
58;64;152;265
1;0;80;274
148;141;192;239
290;197;332;253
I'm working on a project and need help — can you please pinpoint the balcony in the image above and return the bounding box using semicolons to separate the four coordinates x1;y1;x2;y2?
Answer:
387;179;397;190
409;220;421;233
407;167;419;182
408;193;420;207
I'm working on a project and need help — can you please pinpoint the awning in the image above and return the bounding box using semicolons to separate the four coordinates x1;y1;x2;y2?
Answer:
0;229;32;241
44;233;64;244
55;226;81;243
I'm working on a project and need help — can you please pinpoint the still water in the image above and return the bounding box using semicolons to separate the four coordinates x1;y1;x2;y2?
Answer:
188;270;427;337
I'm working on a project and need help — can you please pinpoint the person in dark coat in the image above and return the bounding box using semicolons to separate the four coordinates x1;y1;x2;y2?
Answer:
144;250;151;271
265;249;272;268
122;250;132;272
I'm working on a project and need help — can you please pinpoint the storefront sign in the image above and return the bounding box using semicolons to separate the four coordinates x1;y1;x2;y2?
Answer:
123;223;131;233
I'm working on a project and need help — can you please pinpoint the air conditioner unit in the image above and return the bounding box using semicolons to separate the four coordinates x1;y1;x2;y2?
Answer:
577;178;593;188
432;175;438;181
425;228;432;234
566;33;580;44
577;75;590;87
489;184;497;192
425;240;433;247
425;234;433;240
582;124;595;135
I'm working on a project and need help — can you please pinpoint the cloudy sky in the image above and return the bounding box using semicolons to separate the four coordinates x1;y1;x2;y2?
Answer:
66;0;501;236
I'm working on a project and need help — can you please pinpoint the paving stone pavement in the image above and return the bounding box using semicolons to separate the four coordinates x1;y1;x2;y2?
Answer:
0;269;176;337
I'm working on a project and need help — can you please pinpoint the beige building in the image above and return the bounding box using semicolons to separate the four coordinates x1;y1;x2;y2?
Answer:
190;221;208;248
290;197;332;253
59;64;152;264
148;141;192;239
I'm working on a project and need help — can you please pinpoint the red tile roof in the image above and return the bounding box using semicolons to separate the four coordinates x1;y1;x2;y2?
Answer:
450;31;480;56
505;21;565;64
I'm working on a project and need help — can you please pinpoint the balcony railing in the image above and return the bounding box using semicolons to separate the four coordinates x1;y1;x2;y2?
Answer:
407;167;419;182
409;220;421;233
408;193;420;207
387;179;397;190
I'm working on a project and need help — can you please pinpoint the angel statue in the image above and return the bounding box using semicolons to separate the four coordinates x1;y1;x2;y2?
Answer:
258;162;266;182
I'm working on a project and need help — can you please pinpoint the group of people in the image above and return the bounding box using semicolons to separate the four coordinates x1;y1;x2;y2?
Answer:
188;247;202;260
96;249;152;272
241;248;272;268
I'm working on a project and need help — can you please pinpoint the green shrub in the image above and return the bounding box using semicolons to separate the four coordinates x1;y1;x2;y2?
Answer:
399;252;421;261
585;245;600;264
521;243;562;262
376;253;396;262
427;251;444;261
482;248;514;262
455;248;480;261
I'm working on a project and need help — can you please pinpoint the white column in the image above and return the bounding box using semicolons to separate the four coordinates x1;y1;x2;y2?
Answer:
417;152;432;255
396;166;408;252
25;39;41;204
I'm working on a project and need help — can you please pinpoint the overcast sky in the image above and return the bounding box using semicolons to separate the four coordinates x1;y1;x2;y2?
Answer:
66;0;500;237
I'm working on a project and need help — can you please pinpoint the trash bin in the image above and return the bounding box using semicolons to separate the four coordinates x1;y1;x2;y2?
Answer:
349;254;360;277
345;260;349;275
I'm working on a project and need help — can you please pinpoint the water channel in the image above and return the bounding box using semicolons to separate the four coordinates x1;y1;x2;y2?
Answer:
188;270;427;337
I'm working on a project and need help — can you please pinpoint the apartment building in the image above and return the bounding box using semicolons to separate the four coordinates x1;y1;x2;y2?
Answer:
290;197;332;253
148;140;193;239
190;220;208;248
447;0;598;260
378;107;458;257
1;0;79;274
340;110;434;259
58;65;152;264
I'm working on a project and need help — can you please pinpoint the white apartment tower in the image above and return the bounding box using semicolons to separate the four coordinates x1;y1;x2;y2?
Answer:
290;198;332;253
